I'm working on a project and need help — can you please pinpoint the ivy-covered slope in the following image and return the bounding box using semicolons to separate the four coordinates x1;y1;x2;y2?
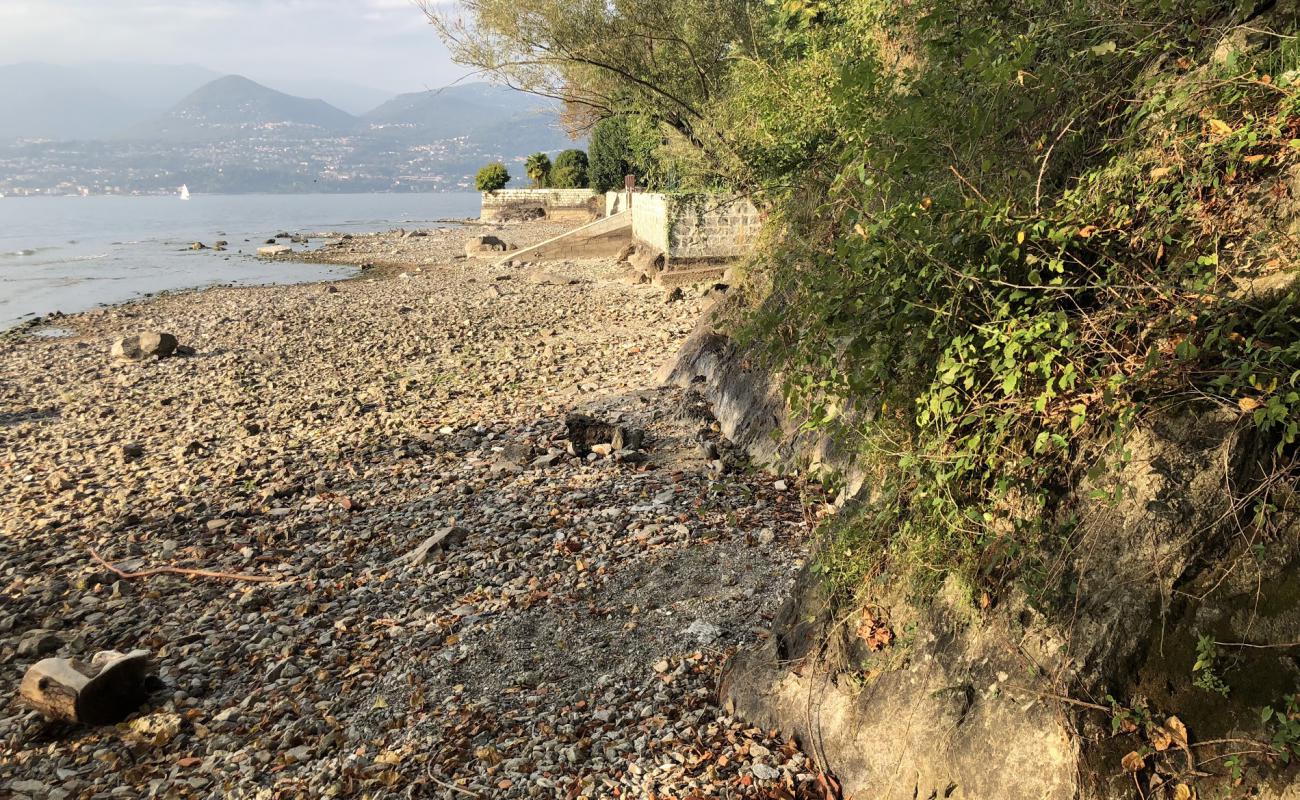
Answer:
667;0;1300;796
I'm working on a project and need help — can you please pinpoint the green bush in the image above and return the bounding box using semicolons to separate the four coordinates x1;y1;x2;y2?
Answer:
551;165;582;189
474;162;510;192
727;0;1300;601
552;149;589;188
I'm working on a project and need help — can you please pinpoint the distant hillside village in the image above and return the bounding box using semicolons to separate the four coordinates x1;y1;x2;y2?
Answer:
0;64;576;195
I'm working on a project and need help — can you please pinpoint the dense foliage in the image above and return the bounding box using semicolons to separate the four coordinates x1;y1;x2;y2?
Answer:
452;0;1300;610
474;162;510;192
724;0;1300;602
552;149;589;188
589;116;634;192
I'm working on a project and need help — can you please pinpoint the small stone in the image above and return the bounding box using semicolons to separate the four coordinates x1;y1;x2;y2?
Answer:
116;442;144;462
684;620;722;644
17;629;63;657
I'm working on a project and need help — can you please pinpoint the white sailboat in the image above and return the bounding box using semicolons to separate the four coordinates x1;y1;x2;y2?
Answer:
179;184;191;200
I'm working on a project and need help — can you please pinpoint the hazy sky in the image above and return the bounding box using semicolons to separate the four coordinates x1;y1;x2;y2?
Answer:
0;0;467;94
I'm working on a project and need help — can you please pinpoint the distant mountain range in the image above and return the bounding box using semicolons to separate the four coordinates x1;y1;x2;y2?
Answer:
0;62;577;194
125;75;360;141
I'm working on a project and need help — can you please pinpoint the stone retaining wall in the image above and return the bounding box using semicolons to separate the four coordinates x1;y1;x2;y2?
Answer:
629;193;760;260
480;189;600;222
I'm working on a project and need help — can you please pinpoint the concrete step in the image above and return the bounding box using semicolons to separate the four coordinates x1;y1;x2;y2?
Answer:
496;211;632;265
654;265;728;288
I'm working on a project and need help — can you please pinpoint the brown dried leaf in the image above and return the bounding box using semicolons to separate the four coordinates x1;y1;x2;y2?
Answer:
1166;715;1189;748
1172;784;1194;800
1121;750;1146;772
1238;396;1263;412
1150;726;1172;751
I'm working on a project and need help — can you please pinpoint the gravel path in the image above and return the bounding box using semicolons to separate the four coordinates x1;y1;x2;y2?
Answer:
0;221;828;799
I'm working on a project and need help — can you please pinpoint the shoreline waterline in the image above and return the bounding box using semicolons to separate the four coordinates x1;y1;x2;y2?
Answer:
0;192;483;329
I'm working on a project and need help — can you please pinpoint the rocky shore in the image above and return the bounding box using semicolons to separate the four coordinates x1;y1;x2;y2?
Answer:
0;220;828;798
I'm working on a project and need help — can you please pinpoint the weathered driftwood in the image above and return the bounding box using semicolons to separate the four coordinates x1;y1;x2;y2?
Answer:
20;649;150;724
89;548;283;583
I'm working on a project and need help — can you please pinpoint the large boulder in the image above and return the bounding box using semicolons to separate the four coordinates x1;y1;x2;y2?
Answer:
464;235;515;257
110;332;178;361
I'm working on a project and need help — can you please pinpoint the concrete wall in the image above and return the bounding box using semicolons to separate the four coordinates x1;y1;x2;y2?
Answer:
605;190;632;216
630;193;760;260
481;188;600;222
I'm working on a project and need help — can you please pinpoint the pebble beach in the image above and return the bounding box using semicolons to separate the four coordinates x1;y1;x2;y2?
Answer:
0;219;831;798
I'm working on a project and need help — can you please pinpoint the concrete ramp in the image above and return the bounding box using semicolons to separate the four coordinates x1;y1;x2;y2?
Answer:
497;210;631;265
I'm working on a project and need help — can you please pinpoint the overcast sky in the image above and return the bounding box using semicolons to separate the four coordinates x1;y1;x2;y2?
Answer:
0;0;467;94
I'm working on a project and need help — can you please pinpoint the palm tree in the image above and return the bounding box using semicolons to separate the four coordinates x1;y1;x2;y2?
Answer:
525;152;552;188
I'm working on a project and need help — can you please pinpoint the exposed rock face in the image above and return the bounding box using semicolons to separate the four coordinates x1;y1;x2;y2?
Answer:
665;309;1300;798
110;332;178;361
464;235;515;257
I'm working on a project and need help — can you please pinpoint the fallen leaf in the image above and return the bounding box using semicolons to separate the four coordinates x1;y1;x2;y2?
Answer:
1166;715;1189;747
1150;167;1172;180
1209;118;1234;136
1121;750;1146;772
1150;726;1172;751
1079;225;1099;238
1173;784;1194;800
1238;397;1262;412
1244;154;1268;165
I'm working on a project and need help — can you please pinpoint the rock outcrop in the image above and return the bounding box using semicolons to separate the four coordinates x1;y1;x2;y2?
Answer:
663;306;1300;798
110;332;178;361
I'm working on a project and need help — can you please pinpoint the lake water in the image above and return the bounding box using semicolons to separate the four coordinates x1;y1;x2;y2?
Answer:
0;192;482;329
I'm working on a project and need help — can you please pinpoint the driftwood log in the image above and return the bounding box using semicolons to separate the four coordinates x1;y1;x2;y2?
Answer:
20;649;151;724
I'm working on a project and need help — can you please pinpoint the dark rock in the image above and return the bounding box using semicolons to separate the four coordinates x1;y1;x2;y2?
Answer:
17;628;63;658
565;413;645;456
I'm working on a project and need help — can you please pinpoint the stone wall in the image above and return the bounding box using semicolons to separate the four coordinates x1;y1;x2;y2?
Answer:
630;193;760;260
480;189;600;222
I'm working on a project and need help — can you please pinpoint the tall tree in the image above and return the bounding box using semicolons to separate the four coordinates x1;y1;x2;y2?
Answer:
420;0;757;155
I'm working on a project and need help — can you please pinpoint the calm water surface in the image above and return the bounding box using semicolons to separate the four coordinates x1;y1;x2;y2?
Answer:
0;192;481;328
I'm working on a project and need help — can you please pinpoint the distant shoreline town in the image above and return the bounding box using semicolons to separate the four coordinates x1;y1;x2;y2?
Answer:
0;67;577;196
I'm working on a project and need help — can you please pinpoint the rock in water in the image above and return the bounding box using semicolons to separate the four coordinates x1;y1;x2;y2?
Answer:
464;235;515;257
111;332;179;361
257;245;293;257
